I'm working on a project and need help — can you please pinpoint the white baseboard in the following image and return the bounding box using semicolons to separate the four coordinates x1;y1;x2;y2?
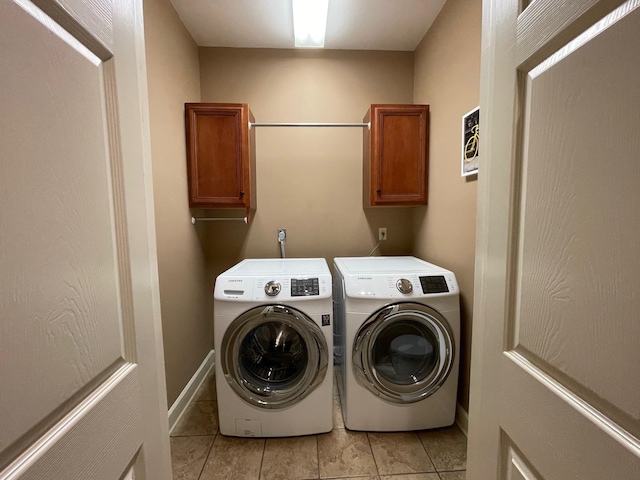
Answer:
168;349;215;434
455;402;469;437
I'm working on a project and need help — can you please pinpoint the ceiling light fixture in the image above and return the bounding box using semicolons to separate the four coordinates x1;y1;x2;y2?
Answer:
292;0;329;48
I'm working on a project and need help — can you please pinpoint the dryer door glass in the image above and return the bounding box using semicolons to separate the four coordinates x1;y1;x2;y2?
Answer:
221;304;329;409
353;302;454;404
372;321;438;385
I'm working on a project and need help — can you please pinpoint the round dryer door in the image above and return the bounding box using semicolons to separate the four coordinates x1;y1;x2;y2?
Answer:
221;304;329;409
352;302;454;404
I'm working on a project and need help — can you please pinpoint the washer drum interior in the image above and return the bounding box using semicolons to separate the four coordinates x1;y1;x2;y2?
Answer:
221;304;329;409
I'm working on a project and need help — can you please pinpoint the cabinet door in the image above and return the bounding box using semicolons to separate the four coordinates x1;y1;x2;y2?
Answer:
185;103;255;209
364;104;429;206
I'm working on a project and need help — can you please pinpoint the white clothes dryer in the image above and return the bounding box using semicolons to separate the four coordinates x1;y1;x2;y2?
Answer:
214;258;333;437
334;256;460;431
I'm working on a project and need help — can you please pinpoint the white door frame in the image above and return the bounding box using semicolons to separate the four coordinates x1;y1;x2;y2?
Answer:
111;0;172;476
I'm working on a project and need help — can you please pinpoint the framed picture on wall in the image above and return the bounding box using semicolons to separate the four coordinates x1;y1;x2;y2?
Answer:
462;106;479;176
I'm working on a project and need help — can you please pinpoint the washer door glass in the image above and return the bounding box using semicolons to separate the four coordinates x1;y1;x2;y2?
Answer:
221;304;329;409
352;302;454;404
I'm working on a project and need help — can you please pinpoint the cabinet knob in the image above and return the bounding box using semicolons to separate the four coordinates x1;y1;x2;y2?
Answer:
239;191;245;196
376;189;382;195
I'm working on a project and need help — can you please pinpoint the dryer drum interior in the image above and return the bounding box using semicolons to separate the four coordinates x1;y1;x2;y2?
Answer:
221;304;329;409
352;302;454;404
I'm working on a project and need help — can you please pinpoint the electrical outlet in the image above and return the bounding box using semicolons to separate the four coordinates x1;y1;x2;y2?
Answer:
278;228;286;242
379;227;387;241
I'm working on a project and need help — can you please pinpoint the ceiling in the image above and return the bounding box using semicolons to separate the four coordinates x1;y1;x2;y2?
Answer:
169;0;447;51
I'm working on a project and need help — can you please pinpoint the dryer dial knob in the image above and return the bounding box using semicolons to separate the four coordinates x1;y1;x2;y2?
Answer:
396;278;413;294
265;281;281;296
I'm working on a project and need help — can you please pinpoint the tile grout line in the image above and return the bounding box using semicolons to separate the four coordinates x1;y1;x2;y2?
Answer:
196;434;217;480
316;434;321;480
322;476;384;480
257;437;267;480
324;381;340;479
412;431;436;475
365;432;380;477
417;431;438;474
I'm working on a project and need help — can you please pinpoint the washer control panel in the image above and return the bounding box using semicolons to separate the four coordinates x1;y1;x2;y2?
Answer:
213;258;331;301
251;275;330;301
291;278;320;296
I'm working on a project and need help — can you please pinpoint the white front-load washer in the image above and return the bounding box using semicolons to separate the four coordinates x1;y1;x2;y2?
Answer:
214;258;333;437
334;256;460;431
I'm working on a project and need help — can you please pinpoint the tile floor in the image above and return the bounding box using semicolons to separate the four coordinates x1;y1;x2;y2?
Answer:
170;373;467;480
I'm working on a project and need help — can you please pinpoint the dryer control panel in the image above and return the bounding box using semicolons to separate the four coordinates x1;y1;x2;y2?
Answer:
419;275;449;294
342;273;457;299
253;276;330;301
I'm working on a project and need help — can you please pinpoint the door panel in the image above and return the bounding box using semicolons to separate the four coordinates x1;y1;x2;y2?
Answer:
517;0;629;67
1;0;124;453
502;437;540;480
0;0;170;478
514;4;640;432
30;0;113;54
501;353;639;479
468;0;640;478
4;366;141;479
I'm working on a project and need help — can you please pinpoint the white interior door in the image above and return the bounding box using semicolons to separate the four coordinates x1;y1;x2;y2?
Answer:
0;0;171;478
468;0;640;478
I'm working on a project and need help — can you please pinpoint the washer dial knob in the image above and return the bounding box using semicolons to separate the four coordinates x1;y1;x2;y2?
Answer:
396;278;413;294
264;281;281;296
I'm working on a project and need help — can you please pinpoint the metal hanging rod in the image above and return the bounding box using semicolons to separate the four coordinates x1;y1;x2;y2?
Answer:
249;122;370;128
191;216;248;224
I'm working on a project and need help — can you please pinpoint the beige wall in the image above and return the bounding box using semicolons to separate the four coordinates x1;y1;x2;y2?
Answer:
143;0;212;406
198;49;417;278
412;0;482;411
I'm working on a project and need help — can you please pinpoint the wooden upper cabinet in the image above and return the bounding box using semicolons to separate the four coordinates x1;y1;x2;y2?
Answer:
185;103;256;209
363;104;429;206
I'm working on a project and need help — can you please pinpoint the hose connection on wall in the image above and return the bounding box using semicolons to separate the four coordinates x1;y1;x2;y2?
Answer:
278;228;287;258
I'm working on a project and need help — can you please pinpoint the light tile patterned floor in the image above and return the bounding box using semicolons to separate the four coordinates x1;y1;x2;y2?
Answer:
170;374;467;480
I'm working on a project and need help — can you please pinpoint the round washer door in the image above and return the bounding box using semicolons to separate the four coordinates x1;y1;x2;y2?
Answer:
352;302;454;404
221;304;329;409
